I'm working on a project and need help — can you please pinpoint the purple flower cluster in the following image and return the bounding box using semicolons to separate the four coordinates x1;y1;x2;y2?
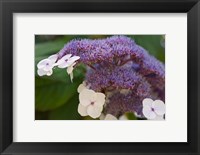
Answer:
57;36;165;118
104;92;144;117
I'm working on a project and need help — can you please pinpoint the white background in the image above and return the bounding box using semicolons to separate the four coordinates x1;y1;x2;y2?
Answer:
13;13;187;142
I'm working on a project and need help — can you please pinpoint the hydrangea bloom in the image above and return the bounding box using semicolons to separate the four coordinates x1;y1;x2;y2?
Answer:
77;81;88;93
142;98;165;120
78;88;105;118
56;54;80;81
37;36;165;120
100;114;128;120
104;114;118;120
37;54;58;76
119;115;128;120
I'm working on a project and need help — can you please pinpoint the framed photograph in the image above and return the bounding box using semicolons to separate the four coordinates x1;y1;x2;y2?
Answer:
0;0;200;154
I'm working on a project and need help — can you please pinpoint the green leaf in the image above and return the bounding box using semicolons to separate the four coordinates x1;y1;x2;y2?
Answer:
35;39;66;57
125;112;137;120
35;77;80;111
35;111;49;120
48;94;82;120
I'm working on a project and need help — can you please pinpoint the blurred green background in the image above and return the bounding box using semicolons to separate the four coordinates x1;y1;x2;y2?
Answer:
35;35;165;120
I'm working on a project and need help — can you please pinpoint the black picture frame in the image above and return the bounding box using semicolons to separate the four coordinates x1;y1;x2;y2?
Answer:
0;0;200;154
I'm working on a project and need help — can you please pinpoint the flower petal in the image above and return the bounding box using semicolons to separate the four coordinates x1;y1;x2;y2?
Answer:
87;105;103;118
95;93;106;106
48;54;58;62
105;114;117;120
153;100;165;116
154;115;164;120
99;114;105;120
56;54;72;68
43;63;53;71
79;89;96;106
78;103;88;116
66;56;80;66
142;106;156;120
37;69;47;76
61;54;72;61
119;115;128;120
69;72;73;82
67;62;76;74
77;82;87;93
46;69;53;76
57;61;71;68
37;59;50;69
56;59;64;65
68;56;80;62
142;98;153;108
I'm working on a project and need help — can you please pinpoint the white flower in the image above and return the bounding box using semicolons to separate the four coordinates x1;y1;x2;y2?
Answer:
99;113;106;120
37;68;52;76
78;89;105;118
142;98;165;120
99;114;117;120
56;54;80;81
154;115;164;120
37;54;58;76
104;114;117;120
77;81;87;93
56;54;80;68
119;114;128;120
77;104;88;116
56;54;72;68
